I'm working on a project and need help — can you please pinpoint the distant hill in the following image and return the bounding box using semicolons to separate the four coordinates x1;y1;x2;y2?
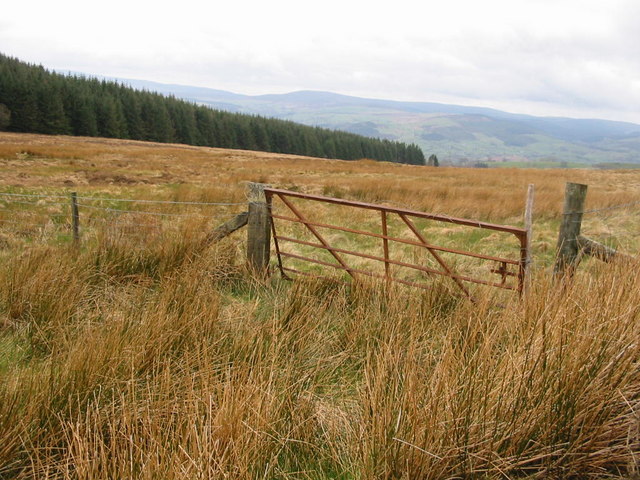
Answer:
0;54;426;165
105;78;640;166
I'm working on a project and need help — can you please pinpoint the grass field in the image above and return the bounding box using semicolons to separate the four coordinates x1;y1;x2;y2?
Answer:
1;132;640;479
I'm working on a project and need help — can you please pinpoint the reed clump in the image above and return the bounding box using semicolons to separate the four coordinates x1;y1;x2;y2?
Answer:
3;132;640;224
2;132;640;477
0;227;639;479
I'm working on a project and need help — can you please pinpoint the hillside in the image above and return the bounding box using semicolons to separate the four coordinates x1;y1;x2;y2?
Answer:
111;78;640;166
2;133;640;478
0;54;425;165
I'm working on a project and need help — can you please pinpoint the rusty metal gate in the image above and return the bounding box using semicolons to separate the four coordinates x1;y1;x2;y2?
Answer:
264;188;528;297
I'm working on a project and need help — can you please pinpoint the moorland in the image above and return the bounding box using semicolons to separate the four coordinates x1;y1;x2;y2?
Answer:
1;132;640;479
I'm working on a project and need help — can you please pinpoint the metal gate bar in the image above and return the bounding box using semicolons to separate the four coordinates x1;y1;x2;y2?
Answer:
270;214;521;266
276;236;520;290
265;188;528;296
398;212;471;296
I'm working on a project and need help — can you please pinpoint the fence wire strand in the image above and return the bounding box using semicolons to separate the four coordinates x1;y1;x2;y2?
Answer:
580;200;640;254
0;191;245;206
0;190;246;242
75;195;245;206
75;203;219;218
580;200;640;215
0;219;55;228
1;199;72;208
0;192;69;200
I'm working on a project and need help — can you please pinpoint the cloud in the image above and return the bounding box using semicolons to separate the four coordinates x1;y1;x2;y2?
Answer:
2;0;639;123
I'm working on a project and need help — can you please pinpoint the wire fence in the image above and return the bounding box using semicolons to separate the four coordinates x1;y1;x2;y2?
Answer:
3;185;638;270
580;201;640;257
0;191;248;245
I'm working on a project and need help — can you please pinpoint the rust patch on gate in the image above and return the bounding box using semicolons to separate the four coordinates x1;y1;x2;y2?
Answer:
265;188;528;297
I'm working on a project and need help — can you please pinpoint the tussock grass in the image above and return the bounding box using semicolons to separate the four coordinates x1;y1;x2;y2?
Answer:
1;133;640;478
1;228;639;478
3;132;640;223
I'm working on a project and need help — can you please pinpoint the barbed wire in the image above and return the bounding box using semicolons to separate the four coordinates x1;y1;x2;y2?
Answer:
580;199;640;254
86;217;163;229
75;195;245;206
0;192;69;200
562;201;640;251
85;213;239;225
0;198;72;208
91;229;165;238
575;200;640;216
0;219;55;227
5;190;638;216
0;191;246;206
0;210;69;219
75;203;219;218
0;189;247;247
0;218;236;238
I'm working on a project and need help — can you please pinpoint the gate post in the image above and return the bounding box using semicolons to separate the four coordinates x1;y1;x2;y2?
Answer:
523;184;534;294
554;182;588;278
70;191;80;246
246;182;271;275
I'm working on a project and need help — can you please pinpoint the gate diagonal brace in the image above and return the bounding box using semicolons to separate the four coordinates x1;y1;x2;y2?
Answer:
398;213;472;298
266;194;289;280
264;187;526;297
276;193;357;280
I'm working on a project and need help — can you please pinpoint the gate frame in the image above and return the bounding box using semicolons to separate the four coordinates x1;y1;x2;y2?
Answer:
264;187;528;296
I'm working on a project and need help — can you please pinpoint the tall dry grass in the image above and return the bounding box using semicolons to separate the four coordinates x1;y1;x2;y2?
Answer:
2;132;640;478
2;132;640;223
1;222;639;478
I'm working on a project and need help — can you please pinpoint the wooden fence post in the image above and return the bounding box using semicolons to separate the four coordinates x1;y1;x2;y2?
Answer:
524;184;534;291
246;182;271;275
70;192;80;245
576;235;634;263
554;182;588;278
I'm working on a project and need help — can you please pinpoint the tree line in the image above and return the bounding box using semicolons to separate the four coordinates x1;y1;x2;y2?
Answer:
0;54;425;164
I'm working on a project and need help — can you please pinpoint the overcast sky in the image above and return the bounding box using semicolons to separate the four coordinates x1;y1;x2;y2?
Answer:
3;0;640;123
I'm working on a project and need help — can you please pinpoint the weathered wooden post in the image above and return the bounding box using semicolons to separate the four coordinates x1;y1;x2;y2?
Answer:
554;182;588;278
523;184;534;291
70;191;80;245
576;235;634;263
246;182;271;275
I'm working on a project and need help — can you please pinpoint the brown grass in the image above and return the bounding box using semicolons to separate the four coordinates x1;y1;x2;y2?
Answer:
1;133;640;478
2;132;640;220
1;237;639;479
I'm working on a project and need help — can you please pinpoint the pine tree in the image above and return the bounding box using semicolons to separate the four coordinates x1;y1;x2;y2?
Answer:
0;104;10;130
0;53;426;164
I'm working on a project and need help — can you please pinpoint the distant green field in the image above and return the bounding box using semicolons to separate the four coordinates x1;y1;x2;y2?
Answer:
191;91;640;166
484;160;589;169
276;110;640;165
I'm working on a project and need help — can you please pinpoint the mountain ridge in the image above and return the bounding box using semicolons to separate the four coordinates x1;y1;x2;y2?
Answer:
70;73;640;165
0;54;426;164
